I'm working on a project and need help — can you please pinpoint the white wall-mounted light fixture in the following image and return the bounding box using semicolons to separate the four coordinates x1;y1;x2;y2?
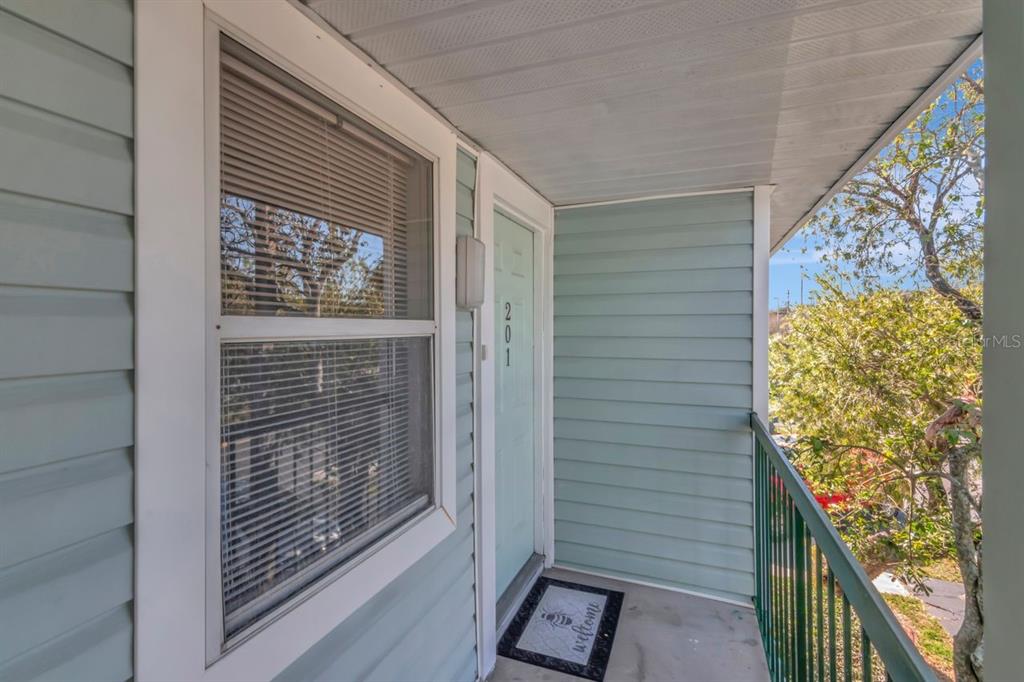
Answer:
456;235;485;309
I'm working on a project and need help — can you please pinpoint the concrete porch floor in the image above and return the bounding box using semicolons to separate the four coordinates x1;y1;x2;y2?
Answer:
488;568;769;682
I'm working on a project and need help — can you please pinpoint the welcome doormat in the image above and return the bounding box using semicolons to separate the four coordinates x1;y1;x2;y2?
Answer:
497;577;624;681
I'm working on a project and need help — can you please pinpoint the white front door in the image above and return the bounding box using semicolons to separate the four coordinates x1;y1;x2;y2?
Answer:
493;209;536;599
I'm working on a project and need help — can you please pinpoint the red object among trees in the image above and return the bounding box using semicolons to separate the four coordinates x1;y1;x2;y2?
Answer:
770;471;851;510
814;492;851;509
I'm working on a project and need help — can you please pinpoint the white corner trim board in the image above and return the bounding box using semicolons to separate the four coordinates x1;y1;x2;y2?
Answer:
752;185;773;424
476;152;555;679
135;1;458;680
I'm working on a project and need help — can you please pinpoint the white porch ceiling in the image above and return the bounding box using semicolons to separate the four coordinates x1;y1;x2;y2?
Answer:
304;0;982;248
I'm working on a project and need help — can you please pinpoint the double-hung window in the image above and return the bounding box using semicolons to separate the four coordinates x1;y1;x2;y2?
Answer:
209;34;447;651
137;5;457;677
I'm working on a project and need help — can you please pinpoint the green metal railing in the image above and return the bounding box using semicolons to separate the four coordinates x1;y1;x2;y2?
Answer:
752;415;936;682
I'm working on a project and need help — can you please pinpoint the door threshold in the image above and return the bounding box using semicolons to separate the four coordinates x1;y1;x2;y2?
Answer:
496;553;545;638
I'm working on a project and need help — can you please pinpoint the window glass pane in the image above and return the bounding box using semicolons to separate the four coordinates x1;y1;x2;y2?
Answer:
219;37;433;319
219;337;434;637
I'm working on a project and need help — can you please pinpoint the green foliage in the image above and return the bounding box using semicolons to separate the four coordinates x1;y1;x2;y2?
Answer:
770;280;981;582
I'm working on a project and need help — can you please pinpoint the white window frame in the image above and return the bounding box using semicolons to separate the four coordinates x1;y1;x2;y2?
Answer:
136;2;457;680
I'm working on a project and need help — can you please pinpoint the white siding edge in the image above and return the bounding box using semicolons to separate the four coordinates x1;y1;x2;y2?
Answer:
752;185;773;424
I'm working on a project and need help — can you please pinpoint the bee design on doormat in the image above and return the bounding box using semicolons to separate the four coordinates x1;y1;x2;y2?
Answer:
540;609;573;628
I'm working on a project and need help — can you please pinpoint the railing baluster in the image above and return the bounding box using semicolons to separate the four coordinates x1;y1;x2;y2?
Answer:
784;490;790;682
774;477;782;679
768;459;775;678
796;503;803;679
816;548;825;682
862;628;872;681
828;569;837;682
774;462;782;675
768;455;774;667
787;497;795;680
755;446;762;631
776;478;784;681
786;491;792;681
795;513;808;682
772;458;780;679
767;457;775;678
763;448;770;653
843;594;853;682
756;448;762;620
805;526;813;681
782;489;790;679
765;458;771;675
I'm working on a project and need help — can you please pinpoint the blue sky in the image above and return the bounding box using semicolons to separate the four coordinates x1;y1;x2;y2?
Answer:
770;215;942;309
769;224;926;307
769;232;825;309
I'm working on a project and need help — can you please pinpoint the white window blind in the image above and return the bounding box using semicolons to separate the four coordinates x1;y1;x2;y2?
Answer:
215;37;437;641
219;46;433;320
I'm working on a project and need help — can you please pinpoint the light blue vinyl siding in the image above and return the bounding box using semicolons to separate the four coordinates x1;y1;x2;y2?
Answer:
553;193;755;604
0;2;135;681
275;150;479;682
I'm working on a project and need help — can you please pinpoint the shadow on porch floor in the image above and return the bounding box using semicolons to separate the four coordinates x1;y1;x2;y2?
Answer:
488;567;769;682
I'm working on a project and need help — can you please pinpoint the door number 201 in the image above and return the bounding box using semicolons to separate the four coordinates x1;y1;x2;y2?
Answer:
504;302;512;367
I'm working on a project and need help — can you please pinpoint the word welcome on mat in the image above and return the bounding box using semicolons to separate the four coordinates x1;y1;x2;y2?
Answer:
498;577;624;681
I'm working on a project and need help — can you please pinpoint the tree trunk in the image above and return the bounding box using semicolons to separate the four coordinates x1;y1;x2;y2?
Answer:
948;447;983;682
914;226;983;323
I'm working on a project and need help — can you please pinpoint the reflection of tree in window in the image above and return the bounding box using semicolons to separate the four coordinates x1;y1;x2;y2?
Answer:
220;194;388;318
